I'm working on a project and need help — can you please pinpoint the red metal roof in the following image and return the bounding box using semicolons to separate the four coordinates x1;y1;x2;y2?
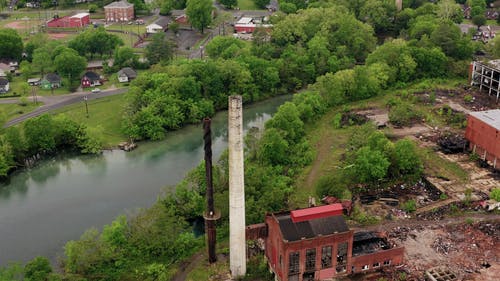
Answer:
290;204;343;223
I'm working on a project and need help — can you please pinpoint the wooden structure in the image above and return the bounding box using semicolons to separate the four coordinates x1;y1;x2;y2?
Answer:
248;204;405;281
465;109;500;169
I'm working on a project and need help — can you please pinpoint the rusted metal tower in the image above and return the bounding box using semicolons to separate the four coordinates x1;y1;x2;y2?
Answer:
203;118;219;264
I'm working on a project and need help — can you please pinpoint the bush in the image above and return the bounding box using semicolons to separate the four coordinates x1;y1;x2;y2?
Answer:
88;4;98;13
389;102;422;127
401;199;416;213
490;188;500;202
463;94;473;103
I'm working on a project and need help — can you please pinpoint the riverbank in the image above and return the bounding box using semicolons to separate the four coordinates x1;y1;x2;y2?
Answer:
0;94;291;266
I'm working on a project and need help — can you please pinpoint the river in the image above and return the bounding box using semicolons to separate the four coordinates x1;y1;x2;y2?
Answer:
0;95;291;265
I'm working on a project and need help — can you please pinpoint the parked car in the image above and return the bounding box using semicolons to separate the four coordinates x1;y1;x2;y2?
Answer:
91;88;101;93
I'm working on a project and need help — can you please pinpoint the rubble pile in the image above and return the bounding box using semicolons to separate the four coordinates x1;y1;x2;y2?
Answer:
437;133;468;154
389;220;499;280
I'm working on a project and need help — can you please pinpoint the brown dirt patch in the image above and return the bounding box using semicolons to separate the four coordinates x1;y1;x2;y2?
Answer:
48;33;71;39
4;21;27;29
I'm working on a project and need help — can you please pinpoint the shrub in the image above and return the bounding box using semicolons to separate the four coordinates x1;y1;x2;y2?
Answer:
389;102;422;127
401;199;417;213
490;188;500;202
88;4;98;13
463;94;473;103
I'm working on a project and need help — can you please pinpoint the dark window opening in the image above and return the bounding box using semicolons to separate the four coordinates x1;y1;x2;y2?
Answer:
336;242;348;273
373;262;380;268
302;272;315;281
383;260;391;266
321;246;332;269
305;248;316;272
289;252;300;275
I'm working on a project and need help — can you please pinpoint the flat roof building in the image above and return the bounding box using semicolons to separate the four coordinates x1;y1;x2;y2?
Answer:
465;109;500;169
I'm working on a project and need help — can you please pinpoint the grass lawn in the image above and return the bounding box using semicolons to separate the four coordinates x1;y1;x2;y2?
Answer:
0;102;41;124
237;0;259;10
53;94;128;147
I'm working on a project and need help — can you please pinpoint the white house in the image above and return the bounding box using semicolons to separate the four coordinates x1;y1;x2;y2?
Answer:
0;78;10;94
117;67;137;82
146;23;163;34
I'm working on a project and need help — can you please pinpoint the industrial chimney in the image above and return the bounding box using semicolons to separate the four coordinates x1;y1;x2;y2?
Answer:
228;96;246;277
396;0;402;11
203;118;219;264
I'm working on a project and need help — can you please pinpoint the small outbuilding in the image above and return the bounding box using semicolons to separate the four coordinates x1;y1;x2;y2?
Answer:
0;77;10;94
117;67;137;82
81;71;103;88
465;109;500;169
146;23;163;34
27;77;41;86
42;73;62;89
47;13;90;28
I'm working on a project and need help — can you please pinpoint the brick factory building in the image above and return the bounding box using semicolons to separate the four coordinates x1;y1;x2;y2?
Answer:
246;204;404;281
104;0;134;22
465;109;500;169
46;13;90;28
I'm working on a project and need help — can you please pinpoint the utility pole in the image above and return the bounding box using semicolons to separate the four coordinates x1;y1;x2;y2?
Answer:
84;95;89;118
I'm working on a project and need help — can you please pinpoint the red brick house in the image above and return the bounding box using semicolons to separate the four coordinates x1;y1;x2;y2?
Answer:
465;109;500;169
247;204;404;281
47;13;90;28
104;0;134;22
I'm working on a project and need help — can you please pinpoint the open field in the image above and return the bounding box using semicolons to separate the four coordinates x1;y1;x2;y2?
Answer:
0;102;41;123
53;94;128;147
237;0;258;10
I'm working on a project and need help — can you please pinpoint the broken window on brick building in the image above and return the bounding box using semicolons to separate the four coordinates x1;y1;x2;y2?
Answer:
321;245;332;269
336;242;348;273
306;248;316;272
289;252;300;276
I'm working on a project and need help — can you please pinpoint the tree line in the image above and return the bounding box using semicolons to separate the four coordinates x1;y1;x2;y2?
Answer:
0;1;482;279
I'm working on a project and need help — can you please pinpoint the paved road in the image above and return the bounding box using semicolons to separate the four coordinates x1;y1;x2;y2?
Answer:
3;88;128;128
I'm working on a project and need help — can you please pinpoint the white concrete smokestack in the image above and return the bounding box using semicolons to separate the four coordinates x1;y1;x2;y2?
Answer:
396;0;402;11
228;95;246;278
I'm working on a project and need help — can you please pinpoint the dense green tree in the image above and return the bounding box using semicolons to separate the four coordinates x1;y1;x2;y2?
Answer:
468;0;486;17
220;0;237;8
437;0;463;23
257;128;289;166
366;39;417;84
265;102;304;144
32;48;52;76
205;36;247;59
24;256;52;281
393;138;422;175
359;0;396;34
0;28;23;60
253;0;270;9
113;47;139;69
354;146;390;183
186;0;213;34
410;46;448;78
53;49;87;82
145;33;174;64
280;2;297;13
486;35;500;58
430;22;473;59
472;14;487;30
68;27;123;58
24;115;56;155
408;15;440;40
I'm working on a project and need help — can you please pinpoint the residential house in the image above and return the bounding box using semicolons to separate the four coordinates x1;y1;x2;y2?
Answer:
81;71;103;88
0;63;10;77
146;23;163;34
171;10;188;24
117;67;137;82
104;0;135;22
0;77;9;94
146;17;169;33
27;77;41;86
41;73;62;89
